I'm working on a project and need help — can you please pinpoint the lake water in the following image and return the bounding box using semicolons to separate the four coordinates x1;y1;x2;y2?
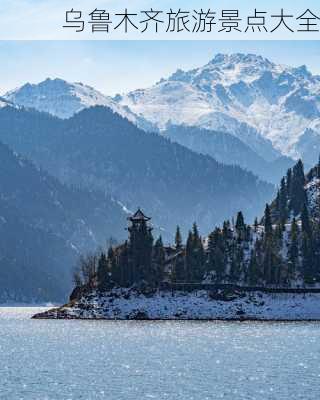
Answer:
0;308;320;400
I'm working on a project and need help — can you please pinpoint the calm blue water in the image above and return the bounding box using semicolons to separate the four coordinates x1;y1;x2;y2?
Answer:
0;308;320;400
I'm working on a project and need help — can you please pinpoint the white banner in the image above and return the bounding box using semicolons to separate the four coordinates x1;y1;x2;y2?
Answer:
1;0;320;40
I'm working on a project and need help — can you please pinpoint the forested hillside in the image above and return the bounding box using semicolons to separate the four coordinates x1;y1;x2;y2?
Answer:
165;125;295;184
72;159;320;296
0;141;126;302
0;106;274;238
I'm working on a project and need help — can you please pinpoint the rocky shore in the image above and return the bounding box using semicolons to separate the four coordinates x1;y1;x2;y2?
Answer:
32;288;320;321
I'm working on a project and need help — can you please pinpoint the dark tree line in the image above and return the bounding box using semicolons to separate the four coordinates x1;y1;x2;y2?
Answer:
74;158;320;293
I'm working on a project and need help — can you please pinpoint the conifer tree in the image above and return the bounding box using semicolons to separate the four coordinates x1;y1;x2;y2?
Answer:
263;245;274;285
153;236;165;285
192;223;200;242
301;203;311;237
186;223;205;282
290;160;306;216
222;220;232;241
300;204;315;283
252;238;264;284
207;228;226;283
230;241;244;283
254;217;258;232
172;252;186;283
185;230;194;282
312;218;320;282
118;240;130;286
286;168;292;197
279;177;288;223
97;252;109;291
264;204;273;237
288;218;299;283
247;250;259;286
175;226;182;250
235;211;245;241
301;231;314;284
235;211;245;231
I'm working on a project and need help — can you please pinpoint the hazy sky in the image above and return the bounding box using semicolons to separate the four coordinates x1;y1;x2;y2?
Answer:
0;41;319;96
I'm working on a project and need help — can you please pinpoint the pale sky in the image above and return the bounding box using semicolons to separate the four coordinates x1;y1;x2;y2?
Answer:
0;41;319;96
0;0;319;95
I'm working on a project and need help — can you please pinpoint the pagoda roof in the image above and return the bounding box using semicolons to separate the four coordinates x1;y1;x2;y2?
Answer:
128;208;151;221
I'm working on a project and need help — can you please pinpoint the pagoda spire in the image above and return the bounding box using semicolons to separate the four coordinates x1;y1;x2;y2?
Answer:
128;208;151;223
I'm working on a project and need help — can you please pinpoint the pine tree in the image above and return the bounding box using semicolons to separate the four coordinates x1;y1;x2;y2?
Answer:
235;211;245;241
229;239;244;284
119;241;130;286
97;252;109;291
288;218;299;283
264;204;273;237
235;211;245;231
247;250;259;286
301;203;311;237
107;247;118;286
274;190;280;218
279;177;288;223
153;236;165;285
286;168;292;197
222;220;229;238
300;203;315;284
312;219;320;282
186;223;205;282
172;252;186;283
192;223;200;242
254;217;258;232
207;229;226;283
175;226;182;250
262;204;282;285
301;231;314;284
290;160;306;216
252;238;264;285
185;230;194;282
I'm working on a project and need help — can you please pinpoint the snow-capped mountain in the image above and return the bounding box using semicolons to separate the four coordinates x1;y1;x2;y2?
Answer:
117;53;320;164
4;54;320;166
3;78;154;131
0;96;16;109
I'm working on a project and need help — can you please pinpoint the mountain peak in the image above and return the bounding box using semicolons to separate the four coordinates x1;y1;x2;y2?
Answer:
204;52;279;81
3;77;149;127
209;53;272;66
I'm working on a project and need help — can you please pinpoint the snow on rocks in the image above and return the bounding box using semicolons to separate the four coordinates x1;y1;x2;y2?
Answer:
33;288;320;321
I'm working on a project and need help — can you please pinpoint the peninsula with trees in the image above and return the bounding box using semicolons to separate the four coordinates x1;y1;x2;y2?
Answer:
34;158;320;320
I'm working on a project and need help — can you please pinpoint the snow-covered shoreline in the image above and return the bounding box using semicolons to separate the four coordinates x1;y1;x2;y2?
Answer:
32;289;320;321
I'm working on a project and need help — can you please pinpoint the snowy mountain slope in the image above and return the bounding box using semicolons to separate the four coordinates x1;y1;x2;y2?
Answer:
118;53;320;163
0;96;16;109
3;78;154;131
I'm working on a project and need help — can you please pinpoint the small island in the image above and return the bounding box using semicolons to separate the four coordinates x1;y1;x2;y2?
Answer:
34;159;320;321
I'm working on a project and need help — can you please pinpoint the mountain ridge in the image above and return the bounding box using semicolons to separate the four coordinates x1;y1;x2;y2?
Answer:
117;52;320;164
0;105;274;239
4;77;155;132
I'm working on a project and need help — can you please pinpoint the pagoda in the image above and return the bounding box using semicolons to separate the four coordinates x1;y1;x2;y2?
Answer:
127;208;152;232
